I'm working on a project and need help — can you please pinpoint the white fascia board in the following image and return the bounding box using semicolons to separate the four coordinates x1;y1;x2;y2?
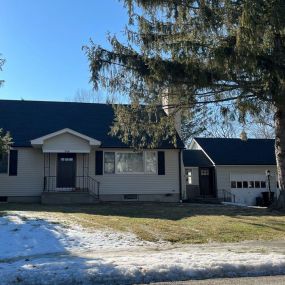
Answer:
191;139;216;166
42;149;91;153
215;164;277;167
189;139;197;149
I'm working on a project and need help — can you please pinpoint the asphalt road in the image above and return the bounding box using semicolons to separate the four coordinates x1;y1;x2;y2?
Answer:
147;275;285;285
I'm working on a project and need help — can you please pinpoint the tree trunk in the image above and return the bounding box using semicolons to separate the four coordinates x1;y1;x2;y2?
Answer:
274;103;285;209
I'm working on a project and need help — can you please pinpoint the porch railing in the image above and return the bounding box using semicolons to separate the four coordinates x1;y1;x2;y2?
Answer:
43;176;100;199
222;189;236;203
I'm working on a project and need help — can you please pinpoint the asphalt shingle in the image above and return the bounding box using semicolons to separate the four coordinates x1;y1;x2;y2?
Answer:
0;100;184;149
194;137;276;165
183;150;213;167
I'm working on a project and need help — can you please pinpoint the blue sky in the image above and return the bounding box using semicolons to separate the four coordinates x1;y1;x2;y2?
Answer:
0;0;128;102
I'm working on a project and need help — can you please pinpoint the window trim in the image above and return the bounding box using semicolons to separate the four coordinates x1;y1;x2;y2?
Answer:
230;179;268;189
185;168;193;185
103;151;115;174
103;150;158;175
236;181;243;188
0;151;9;175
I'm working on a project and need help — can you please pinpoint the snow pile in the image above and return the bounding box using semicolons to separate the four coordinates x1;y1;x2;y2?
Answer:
0;213;285;285
1;248;285;285
0;214;154;260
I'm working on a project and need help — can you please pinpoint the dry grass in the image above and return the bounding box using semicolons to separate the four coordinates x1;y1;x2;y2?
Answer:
0;203;284;244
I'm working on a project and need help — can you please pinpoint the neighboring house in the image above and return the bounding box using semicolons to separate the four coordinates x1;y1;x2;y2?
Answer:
183;138;279;206
0;100;184;203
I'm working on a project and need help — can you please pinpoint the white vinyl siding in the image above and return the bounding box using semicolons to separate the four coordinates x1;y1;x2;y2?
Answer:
0;148;44;196
0;148;180;198
43;133;90;153
215;165;278;205
93;149;180;195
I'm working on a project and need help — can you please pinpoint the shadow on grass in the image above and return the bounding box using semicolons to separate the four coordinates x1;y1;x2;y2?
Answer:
0;202;284;221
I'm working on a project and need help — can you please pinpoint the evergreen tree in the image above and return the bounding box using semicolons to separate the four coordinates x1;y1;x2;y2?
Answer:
0;55;4;88
0;55;12;154
85;0;285;208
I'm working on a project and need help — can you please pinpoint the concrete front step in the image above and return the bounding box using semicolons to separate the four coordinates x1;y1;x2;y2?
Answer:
41;192;99;204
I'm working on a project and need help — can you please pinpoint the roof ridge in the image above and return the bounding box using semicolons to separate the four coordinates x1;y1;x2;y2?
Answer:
0;99;112;106
194;137;274;141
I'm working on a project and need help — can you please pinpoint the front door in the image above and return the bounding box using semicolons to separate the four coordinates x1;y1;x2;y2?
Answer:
57;153;76;188
199;167;214;196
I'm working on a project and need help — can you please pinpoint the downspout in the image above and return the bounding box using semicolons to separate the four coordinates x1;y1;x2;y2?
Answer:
178;149;183;202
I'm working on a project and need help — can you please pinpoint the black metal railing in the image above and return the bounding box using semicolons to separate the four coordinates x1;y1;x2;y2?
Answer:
43;176;57;192
43;176;100;199
222;189;236;203
87;176;100;199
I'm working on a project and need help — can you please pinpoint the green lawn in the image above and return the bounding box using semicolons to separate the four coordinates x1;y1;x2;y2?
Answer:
1;203;285;244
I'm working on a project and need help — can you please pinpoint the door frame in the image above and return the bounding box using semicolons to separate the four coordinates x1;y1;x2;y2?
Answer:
199;167;216;197
56;153;77;189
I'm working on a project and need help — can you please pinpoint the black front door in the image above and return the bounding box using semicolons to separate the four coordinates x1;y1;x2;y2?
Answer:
199;167;214;196
57;153;76;188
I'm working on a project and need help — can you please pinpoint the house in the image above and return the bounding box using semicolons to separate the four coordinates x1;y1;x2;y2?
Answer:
183;137;279;206
0;99;184;204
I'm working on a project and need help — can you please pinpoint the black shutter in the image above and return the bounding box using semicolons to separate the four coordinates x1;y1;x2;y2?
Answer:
157;151;165;175
9;150;18;176
95;151;103;175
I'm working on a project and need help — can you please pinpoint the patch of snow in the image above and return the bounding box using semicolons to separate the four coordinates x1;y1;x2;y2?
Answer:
0;213;285;284
0;214;155;260
222;202;248;207
1;248;285;285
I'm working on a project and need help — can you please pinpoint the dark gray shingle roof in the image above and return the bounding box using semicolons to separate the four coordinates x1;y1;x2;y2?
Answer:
183;150;213;167
194;137;276;165
0;100;184;149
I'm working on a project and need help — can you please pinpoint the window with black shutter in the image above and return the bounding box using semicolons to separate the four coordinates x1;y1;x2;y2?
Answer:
0;152;8;173
9;150;18;176
95;151;103;175
157;151;165;175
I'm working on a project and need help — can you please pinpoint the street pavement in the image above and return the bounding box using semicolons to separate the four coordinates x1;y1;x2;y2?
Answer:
147;275;285;285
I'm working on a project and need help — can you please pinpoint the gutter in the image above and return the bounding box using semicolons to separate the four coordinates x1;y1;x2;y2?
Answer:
178;149;183;202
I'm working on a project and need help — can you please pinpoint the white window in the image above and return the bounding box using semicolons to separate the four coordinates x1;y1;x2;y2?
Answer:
60;157;73;162
104;151;157;174
236;181;242;188
116;152;144;173
104;152;115;174
0;152;8;173
185;169;192;185
145;151;157;174
230;173;269;190
201;169;209;176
